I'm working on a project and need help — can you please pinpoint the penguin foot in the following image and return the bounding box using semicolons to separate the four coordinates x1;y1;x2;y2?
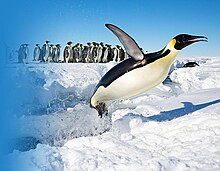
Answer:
96;102;108;118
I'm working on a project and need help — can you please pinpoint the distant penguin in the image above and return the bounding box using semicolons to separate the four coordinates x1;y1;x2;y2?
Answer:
92;42;98;63
90;24;208;117
63;41;73;63
109;45;115;62
97;43;103;63
73;43;83;63
73;43;80;63
42;41;50;62
79;44;84;61
118;45;125;61
115;45;121;62
23;44;29;64
87;42;94;63
39;48;44;62
47;44;54;62
82;45;89;63
51;45;57;62
54;44;61;62
102;44;109;63
33;44;41;61
112;46;119;62
18;44;25;63
183;61;199;67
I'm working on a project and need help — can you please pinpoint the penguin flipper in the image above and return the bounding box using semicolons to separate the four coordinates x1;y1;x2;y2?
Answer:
105;24;144;61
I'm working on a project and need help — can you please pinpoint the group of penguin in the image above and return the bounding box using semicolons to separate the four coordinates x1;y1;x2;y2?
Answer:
32;41;61;63
18;41;128;63
63;41;127;63
18;42;61;63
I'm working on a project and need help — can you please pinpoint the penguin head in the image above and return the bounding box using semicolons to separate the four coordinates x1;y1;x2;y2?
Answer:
67;41;72;45
174;34;208;50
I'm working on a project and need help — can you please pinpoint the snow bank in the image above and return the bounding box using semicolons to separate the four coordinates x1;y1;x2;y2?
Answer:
170;58;220;92
6;63;116;148
3;57;220;170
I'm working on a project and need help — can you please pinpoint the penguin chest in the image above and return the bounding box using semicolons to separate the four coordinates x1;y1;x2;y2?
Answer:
99;58;172;101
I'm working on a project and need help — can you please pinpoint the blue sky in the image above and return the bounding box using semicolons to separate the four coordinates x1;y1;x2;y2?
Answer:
1;0;220;58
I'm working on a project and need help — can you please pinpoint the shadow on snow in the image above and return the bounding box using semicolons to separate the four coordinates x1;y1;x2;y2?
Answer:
125;99;220;122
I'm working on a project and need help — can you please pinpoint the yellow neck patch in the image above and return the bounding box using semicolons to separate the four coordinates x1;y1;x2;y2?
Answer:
171;39;176;47
166;39;177;50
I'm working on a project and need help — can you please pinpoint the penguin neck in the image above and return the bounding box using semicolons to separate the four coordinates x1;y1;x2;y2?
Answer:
162;39;180;64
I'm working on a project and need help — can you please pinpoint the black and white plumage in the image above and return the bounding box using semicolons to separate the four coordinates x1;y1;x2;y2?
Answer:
54;44;61;62
97;43;104;63
183;61;199;67
33;44;41;61
18;44;25;63
90;24;208;117
42;41;50;62
47;44;54;62
63;41;73;63
23;44;29;64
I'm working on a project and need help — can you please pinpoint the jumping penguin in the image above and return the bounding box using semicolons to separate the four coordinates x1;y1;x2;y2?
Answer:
90;24;208;117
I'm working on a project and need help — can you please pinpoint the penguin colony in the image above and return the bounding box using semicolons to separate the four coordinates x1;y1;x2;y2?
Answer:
17;41;128;63
90;24;207;117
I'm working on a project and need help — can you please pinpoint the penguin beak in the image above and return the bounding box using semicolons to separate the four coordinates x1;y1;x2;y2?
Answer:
174;34;208;50
188;35;208;43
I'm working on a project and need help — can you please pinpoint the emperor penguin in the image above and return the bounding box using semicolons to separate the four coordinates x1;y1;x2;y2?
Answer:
23;44;29;64
18;44;25;63
113;45;120;62
47;44;54;62
54;44;61;62
63;41;73;63
82;44;89;63
87;42;94;63
118;45;126;61
33;44;41;61
92;42;98;63
90;24;208;117
97;43;104;63
183;61;199;67
42;41;50;62
102;44;110;63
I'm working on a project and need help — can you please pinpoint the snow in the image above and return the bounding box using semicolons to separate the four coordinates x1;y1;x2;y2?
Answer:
2;57;220;170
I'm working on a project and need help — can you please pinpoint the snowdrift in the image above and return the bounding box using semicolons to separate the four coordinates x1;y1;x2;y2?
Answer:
3;57;220;170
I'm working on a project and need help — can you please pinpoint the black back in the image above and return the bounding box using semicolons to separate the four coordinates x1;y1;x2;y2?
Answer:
183;62;199;68
95;48;170;91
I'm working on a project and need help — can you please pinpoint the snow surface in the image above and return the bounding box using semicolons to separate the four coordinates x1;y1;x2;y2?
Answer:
3;57;220;171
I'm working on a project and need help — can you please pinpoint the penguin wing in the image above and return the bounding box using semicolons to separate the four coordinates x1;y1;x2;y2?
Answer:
105;24;144;61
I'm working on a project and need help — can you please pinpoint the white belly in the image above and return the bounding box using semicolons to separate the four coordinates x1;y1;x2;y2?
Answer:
92;56;176;105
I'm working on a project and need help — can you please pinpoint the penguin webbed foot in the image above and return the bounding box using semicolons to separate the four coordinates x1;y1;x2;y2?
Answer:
96;102;108;118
